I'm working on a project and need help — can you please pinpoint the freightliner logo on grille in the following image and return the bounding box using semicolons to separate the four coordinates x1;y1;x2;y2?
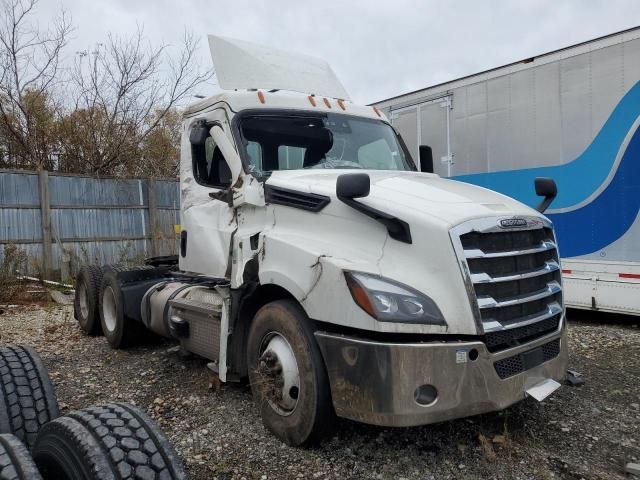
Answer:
499;217;529;228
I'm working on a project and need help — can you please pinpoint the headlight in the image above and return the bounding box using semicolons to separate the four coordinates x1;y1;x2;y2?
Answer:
344;271;446;325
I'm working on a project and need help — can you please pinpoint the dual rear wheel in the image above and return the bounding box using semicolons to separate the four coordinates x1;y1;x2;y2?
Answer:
75;265;143;349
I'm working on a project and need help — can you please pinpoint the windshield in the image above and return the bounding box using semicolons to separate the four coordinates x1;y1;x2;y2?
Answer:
238;112;415;176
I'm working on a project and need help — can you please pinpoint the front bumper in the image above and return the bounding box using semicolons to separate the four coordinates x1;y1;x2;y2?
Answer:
315;325;568;427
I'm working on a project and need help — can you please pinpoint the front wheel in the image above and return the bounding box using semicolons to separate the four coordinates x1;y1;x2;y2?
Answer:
247;300;335;446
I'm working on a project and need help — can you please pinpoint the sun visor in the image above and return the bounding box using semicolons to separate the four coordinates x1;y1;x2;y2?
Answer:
208;35;351;101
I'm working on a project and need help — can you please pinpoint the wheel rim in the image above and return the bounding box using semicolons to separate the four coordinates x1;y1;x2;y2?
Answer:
102;286;117;333
78;282;89;319
257;332;301;416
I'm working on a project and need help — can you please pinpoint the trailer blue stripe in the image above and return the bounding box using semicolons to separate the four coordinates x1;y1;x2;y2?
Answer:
453;80;640;209
547;124;640;257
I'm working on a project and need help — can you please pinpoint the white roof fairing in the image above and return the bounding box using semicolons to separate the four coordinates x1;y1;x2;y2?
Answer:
208;35;351;101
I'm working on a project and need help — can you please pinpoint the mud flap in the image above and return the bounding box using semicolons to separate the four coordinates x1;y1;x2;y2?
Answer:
525;378;561;402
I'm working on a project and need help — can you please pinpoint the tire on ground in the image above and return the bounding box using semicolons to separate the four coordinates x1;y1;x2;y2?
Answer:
0;346;59;448
74;265;104;336
247;299;336;446
32;403;186;480
0;434;43;480
99;267;143;349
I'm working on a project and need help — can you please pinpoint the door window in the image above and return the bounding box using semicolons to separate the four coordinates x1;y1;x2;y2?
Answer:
192;133;232;188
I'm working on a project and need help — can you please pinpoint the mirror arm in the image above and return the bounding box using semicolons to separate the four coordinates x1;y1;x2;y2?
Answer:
210;125;243;186
209;189;233;206
535;197;554;214
337;195;412;244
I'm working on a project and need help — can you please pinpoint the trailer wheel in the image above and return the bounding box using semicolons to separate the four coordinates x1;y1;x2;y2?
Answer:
99;268;142;349
74;265;104;336
0;346;59;448
0;434;43;480
247;300;335;446
32;403;186;480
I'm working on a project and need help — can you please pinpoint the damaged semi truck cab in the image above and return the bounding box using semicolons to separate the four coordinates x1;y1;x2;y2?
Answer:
77;36;568;445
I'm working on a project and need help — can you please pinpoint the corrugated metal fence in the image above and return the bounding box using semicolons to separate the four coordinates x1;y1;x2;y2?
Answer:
0;169;179;281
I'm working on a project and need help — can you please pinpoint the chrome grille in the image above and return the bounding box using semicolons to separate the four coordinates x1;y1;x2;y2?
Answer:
450;217;563;351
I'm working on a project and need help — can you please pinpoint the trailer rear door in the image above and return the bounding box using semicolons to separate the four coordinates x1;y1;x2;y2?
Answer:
390;95;453;176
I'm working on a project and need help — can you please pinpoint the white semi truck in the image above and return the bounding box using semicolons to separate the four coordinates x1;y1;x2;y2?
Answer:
74;36;568;446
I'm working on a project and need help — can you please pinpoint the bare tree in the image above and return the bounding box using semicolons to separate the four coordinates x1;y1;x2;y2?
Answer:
0;0;71;169
64;28;213;175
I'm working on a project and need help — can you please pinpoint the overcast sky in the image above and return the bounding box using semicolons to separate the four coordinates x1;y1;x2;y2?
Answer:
36;0;640;105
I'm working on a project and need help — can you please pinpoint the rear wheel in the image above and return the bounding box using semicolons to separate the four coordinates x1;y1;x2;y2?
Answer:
0;434;43;480
32;403;186;480
99;268;142;349
247;300;335;446
74;265;104;335
0;346;59;448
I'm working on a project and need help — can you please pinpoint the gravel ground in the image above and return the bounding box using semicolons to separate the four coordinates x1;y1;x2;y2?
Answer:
0;303;638;480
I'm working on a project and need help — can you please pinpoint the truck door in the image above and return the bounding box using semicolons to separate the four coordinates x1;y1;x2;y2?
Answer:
391;95;453;176
179;111;237;278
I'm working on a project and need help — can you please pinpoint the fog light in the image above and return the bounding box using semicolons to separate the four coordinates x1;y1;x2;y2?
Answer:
414;384;438;406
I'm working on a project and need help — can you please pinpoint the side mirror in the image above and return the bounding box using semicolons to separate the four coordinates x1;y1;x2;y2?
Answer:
189;123;208;146
534;177;557;213
419;145;434;173
336;173;370;199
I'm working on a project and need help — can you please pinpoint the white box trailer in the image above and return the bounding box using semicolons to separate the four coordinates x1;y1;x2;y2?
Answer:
373;27;640;316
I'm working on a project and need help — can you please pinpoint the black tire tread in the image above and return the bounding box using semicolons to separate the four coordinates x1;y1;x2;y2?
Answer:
248;299;336;446
74;265;104;335
33;403;185;480
0;346;59;448
98;269;144;349
0;434;43;480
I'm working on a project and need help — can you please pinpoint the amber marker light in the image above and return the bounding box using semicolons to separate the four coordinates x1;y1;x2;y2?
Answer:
257;91;265;104
373;106;381;117
308;95;317;107
323;98;332;108
345;273;377;318
337;99;346;110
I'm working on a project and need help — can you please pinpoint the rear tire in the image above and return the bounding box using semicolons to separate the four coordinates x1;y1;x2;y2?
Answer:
99;268;142;349
74;265;104;336
0;434;43;480
247;300;335;446
32;403;186;480
0;346;59;448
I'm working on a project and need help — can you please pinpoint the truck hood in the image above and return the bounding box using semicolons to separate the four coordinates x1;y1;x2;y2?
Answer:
266;169;540;226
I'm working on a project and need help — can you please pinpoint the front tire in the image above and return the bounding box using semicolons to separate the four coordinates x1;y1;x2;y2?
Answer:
247;300;335;446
